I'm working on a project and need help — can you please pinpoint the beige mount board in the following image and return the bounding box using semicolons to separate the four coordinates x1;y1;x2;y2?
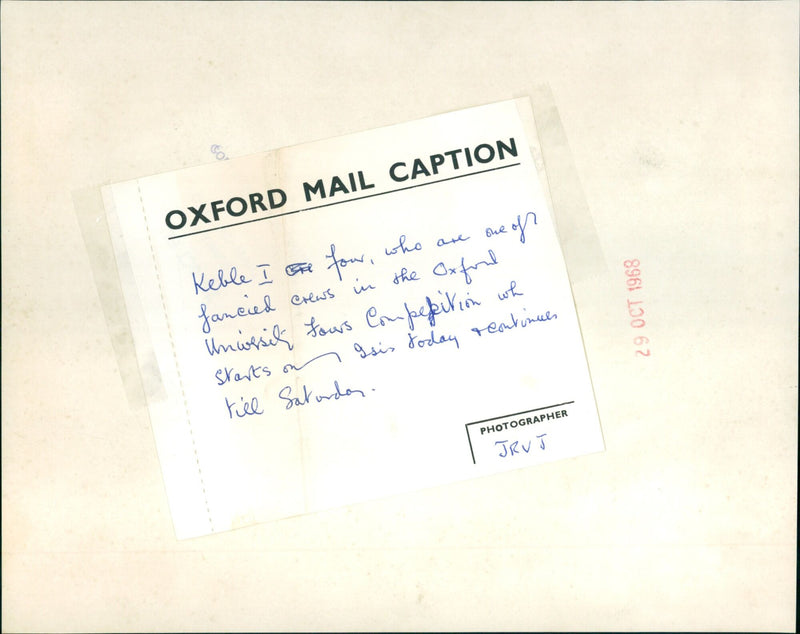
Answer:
2;2;797;632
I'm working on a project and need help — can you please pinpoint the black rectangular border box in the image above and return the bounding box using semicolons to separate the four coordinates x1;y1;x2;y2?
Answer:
465;400;574;464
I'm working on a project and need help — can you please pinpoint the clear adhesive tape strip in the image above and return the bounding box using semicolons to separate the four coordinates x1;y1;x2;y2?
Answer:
522;85;607;285
73;186;166;409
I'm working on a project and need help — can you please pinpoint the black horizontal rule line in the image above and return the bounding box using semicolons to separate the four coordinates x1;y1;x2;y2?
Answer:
166;162;522;240
465;401;575;428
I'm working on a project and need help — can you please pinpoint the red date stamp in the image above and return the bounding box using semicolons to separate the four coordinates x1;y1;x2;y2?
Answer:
623;259;650;357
